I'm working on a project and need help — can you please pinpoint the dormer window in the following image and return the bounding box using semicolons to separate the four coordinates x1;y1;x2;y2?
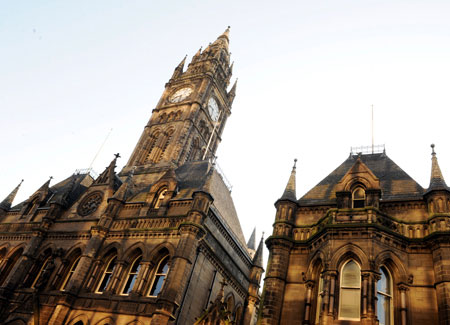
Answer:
352;187;365;208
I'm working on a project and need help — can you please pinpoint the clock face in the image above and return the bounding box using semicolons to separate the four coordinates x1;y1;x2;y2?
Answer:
208;97;220;121
169;87;192;103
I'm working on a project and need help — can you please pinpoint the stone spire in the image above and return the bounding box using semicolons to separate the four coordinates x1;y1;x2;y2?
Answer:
428;144;448;191
171;55;187;80
247;227;256;250
280;159;297;201
253;234;264;268
228;78;237;104
95;154;119;188
0;179;23;210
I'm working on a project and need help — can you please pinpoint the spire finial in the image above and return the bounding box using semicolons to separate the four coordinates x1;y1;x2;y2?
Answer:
427;143;448;192
114;153;121;159
293;158;297;169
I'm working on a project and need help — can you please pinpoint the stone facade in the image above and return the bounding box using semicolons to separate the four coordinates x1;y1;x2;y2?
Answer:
259;146;450;325
0;29;263;325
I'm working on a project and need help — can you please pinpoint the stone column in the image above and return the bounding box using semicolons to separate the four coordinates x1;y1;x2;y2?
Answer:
398;284;409;325
258;238;292;325
303;281;314;324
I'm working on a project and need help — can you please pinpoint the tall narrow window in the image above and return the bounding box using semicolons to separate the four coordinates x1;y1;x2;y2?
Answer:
121;255;142;295
352;187;365;208
339;260;361;320
31;256;51;289
148;255;170;297
96;256;117;293
377;266;393;325
315;271;324;324
61;256;80;291
154;188;167;209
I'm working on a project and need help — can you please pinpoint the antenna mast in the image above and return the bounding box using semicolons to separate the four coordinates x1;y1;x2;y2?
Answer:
89;128;113;169
371;104;374;154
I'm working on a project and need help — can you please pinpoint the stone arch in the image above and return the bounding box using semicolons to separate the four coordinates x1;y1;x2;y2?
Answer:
374;250;408;283
94;316;115;325
4;318;27;325
64;242;85;260
36;242;56;257
148;243;175;262
330;243;369;270
122;242;145;262
225;292;235;311
306;250;326;281
66;314;89;325
126;320;144;325
98;242;122;260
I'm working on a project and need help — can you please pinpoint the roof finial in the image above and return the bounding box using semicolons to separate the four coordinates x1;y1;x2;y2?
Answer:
114;153;121;159
431;143;436;156
293;158;297;170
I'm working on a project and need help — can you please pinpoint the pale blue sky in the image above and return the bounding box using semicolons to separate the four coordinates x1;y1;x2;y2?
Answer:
2;1;450;247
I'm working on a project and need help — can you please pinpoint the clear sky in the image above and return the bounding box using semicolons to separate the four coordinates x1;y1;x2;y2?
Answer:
2;1;450;259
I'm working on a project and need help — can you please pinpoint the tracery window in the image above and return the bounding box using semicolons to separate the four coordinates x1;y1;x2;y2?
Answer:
339;260;361;320
96;255;117;293
148;255;170;297
61;256;81;291
352;187;365;208
121;255;142;295
377;266;393;325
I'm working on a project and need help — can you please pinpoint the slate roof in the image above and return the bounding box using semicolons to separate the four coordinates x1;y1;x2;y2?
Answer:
299;153;424;206
11;173;93;210
127;160;248;248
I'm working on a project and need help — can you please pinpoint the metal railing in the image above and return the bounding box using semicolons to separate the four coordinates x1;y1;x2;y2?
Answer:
350;144;385;155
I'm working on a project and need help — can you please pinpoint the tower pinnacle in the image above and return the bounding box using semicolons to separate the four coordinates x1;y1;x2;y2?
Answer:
280;159;297;201
0;179;23;211
428;144;448;191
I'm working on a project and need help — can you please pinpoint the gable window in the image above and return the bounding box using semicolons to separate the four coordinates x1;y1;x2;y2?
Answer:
352;187;365;208
339;260;361;320
377;266;393;325
148;255;170;297
96;255;117;293
121;255;142;295
61;256;81;291
154;188;168;209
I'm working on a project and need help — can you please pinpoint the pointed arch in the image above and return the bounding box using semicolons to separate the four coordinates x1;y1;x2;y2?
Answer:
94;316;115;325
122;242;146;261
66;314;89;325
330;243;369;270
0;245;24;285
148;243;175;262
98;242;122;260
374;250;408;283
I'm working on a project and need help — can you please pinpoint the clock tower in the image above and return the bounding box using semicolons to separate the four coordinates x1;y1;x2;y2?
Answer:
122;27;237;181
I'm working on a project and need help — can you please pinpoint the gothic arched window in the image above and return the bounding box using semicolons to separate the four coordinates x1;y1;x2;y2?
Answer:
96;255;117;293
121;255;142;295
153;187;168;209
377;266;393;325
352;187;365;208
61;256;81;291
148;255;170;297
31;256;52;289
339;260;361;320
0;247;23;286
